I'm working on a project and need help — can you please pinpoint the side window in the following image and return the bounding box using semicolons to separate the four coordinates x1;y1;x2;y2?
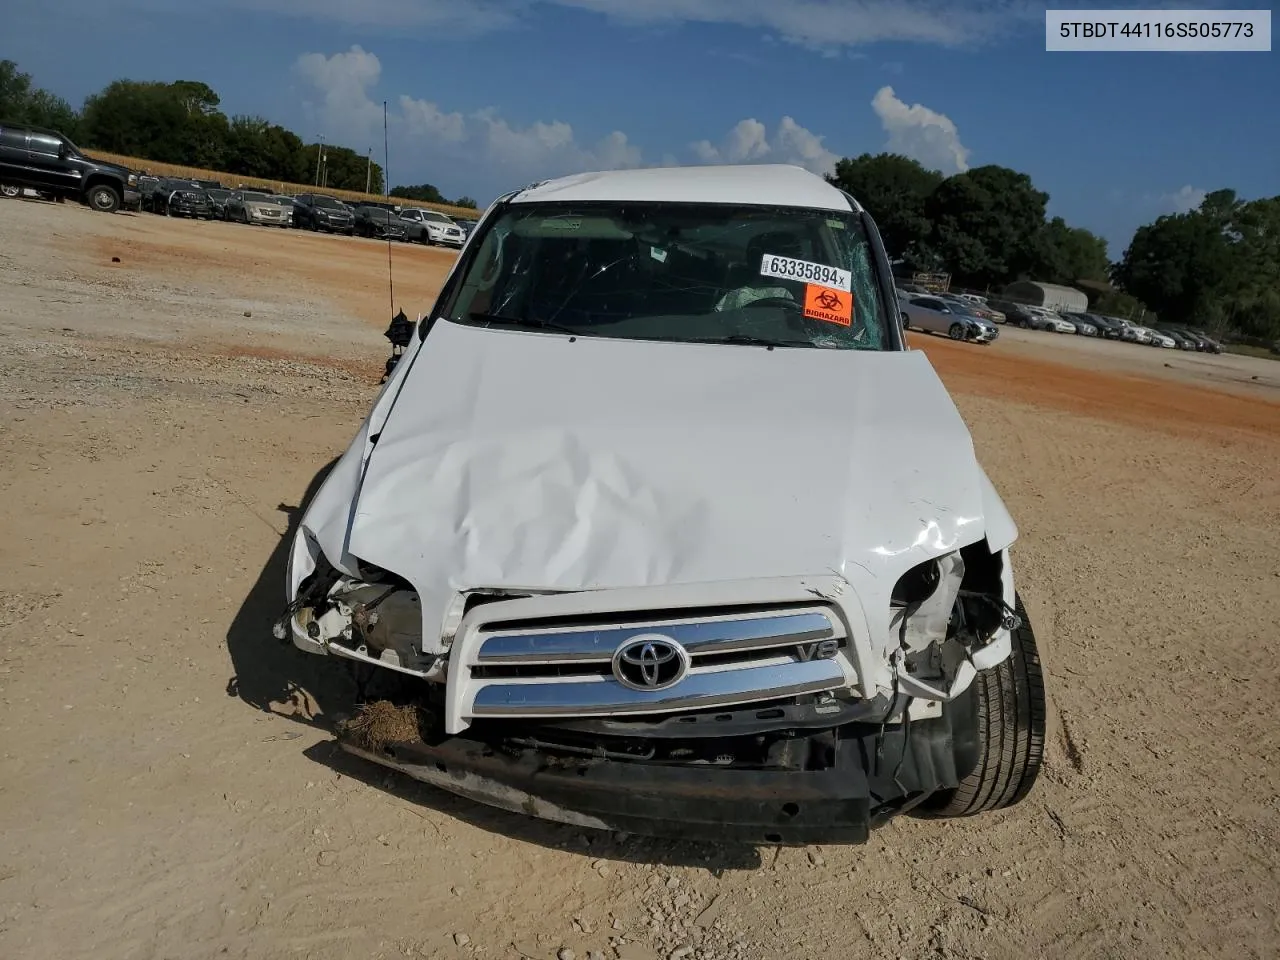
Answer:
0;126;30;149
28;132;62;157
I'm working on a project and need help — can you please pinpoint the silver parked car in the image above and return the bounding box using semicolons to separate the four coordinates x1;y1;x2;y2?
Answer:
1060;314;1098;336
901;295;1000;344
225;189;292;227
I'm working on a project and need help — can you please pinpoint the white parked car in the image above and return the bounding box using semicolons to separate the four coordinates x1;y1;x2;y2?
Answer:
1148;331;1177;348
902;295;1000;343
1026;306;1077;334
1121;324;1154;344
279;163;1044;846
399;208;466;246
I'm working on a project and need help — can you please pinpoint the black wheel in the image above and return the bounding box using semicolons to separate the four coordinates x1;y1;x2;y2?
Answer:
87;184;121;213
948;323;966;340
918;593;1046;817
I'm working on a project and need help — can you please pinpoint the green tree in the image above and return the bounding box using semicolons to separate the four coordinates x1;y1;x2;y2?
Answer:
306;143;383;193
923;165;1049;288
170;80;220;116
81;80;190;159
826;153;942;262
1111;190;1240;327
391;183;447;204
0;60;80;137
453;196;478;210
1035;217;1110;285
225;115;307;182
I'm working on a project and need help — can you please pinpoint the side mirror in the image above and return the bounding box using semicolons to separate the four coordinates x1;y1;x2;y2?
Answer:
900;311;909;327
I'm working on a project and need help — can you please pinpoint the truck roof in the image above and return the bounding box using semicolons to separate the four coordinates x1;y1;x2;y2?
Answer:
510;164;861;213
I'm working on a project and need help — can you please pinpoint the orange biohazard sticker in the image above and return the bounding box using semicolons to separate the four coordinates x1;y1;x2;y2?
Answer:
803;283;853;327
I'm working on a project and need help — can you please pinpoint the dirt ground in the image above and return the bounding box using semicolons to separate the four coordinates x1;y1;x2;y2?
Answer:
1;199;1278;960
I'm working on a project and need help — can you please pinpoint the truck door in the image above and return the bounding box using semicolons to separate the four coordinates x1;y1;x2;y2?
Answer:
26;130;81;194
0;125;32;184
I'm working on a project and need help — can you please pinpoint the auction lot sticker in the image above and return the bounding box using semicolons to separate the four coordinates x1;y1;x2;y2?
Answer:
803;284;853;326
760;254;852;292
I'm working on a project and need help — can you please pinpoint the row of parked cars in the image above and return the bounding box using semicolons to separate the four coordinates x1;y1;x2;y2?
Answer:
135;175;478;247
895;283;1223;353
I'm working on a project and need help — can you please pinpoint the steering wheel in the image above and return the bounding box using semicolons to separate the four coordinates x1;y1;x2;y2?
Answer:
741;296;802;312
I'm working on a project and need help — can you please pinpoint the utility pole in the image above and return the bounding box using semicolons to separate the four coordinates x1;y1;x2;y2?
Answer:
366;148;372;194
313;135;325;186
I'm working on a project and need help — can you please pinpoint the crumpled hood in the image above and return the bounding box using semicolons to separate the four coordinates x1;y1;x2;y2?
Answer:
326;319;997;645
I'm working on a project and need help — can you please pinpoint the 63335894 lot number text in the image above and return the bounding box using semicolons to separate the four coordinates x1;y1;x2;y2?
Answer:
759;254;852;293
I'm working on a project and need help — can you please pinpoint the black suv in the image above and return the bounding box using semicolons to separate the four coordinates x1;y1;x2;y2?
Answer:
0;121;139;212
293;194;355;235
353;205;409;240
161;185;215;219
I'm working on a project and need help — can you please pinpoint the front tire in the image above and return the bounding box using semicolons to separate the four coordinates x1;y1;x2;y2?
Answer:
948;323;966;340
918;593;1046;817
87;185;121;213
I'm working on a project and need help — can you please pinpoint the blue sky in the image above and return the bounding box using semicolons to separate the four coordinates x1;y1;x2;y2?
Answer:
6;0;1276;255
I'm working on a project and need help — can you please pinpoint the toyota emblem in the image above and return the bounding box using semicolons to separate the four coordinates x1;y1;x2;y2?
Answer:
611;634;690;691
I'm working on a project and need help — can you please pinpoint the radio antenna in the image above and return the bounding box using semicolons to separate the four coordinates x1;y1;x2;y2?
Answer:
383;99;395;317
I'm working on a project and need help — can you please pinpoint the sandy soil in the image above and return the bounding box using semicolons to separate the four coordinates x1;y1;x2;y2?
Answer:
1;198;1278;960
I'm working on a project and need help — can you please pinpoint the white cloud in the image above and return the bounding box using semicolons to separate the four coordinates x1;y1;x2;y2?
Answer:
1164;185;1207;214
234;0;516;31
295;47;643;185
192;0;1038;49
294;46;384;137
871;85;970;174
690;116;838;175
536;0;1032;50
295;46;864;197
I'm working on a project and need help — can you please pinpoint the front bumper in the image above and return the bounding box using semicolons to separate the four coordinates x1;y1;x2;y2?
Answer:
336;706;964;845
249;211;289;226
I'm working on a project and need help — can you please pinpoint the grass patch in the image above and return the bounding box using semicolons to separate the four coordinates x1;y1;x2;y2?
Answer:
338;700;427;752
1224;343;1280;361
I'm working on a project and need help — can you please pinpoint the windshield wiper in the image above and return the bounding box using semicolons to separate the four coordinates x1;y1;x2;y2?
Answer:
687;334;813;348
468;312;584;336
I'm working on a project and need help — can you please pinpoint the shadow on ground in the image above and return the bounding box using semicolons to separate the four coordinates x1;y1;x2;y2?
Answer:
224;458;763;869
224;456;351;731
302;738;762;870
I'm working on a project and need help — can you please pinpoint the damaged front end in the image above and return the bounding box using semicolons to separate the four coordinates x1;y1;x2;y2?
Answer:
275;534;1021;845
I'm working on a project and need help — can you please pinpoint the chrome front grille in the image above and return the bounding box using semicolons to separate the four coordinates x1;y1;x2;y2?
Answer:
459;607;854;721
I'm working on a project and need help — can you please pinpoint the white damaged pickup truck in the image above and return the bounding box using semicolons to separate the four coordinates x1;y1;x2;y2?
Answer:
277;163;1045;845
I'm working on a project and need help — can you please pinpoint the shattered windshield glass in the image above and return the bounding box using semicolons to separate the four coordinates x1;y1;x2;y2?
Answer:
441;201;889;350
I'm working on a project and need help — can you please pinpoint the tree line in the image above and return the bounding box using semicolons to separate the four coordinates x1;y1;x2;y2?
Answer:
828;153;1279;339
2;60;467;206
5;60;1274;338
